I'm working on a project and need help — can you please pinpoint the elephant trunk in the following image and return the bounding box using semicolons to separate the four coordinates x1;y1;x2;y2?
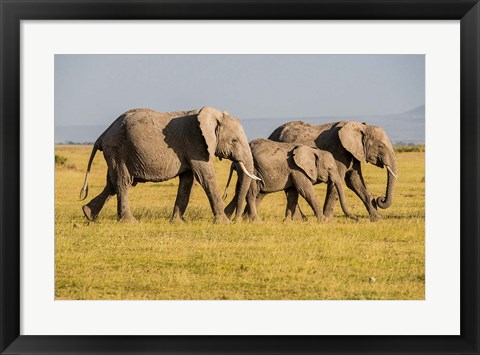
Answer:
331;173;357;221
233;158;256;221
223;163;238;218
376;162;397;209
222;163;236;201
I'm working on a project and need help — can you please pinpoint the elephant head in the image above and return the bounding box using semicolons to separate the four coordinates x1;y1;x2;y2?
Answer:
197;106;260;219
338;121;397;209
293;145;357;220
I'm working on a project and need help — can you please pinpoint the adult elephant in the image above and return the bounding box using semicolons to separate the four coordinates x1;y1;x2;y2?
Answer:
269;121;397;221
80;106;260;223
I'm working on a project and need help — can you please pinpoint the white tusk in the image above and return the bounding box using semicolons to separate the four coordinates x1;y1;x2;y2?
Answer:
238;161;262;181
386;165;398;179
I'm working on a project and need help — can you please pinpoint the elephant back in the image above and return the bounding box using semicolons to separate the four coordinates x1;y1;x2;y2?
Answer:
269;120;340;148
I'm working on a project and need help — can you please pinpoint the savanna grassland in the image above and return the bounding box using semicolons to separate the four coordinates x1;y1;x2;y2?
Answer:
55;145;424;300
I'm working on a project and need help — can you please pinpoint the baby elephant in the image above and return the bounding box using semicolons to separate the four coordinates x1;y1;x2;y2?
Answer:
224;138;357;222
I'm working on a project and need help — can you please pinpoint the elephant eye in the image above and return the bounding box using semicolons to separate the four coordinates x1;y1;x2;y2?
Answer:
232;138;238;144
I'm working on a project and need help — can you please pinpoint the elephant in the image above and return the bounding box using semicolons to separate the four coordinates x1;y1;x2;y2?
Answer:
223;138;357;222
79;106;261;223
268;121;397;221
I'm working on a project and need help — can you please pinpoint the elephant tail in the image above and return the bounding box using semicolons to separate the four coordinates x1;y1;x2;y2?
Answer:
222;162;236;201
79;139;101;201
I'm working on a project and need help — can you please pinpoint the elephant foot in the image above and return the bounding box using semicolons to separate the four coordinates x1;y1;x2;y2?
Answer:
214;214;231;224
291;211;306;221
233;214;253;224
82;205;97;221
232;211;249;223
316;215;326;223
323;209;334;221
249;215;262;223
322;215;333;222
369;212;382;222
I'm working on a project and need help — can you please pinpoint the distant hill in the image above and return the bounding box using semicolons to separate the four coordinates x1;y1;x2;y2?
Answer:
55;105;425;145
242;105;425;144
402;104;425;117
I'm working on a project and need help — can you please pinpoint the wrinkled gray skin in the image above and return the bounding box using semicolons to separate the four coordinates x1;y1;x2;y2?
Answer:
224;138;357;222
80;106;255;223
269;121;397;221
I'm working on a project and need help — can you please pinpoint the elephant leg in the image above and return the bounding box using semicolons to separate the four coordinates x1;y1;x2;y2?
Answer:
291;201;308;221
322;182;339;220
117;185;136;222
244;182;262;221
323;164;348;219
115;165;136;222
245;194;263;221
224;199;237;218
284;187;299;221
224;178;240;218
288;182;311;221
191;162;229;224
82;171;115;221
344;162;382;221
250;193;265;221
244;188;256;220
241;203;250;220
171;170;194;223
292;173;324;222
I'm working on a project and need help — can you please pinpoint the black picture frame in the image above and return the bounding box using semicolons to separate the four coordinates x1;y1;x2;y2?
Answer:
1;1;479;354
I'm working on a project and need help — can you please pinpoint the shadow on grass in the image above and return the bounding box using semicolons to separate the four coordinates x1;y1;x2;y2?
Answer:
132;206;212;222
382;213;425;219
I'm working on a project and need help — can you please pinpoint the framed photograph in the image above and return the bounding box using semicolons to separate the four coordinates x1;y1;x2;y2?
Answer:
1;0;479;354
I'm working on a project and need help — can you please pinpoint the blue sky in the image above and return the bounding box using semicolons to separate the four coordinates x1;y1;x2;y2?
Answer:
55;54;424;126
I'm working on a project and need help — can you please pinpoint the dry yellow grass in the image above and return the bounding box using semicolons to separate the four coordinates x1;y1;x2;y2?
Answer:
55;145;424;300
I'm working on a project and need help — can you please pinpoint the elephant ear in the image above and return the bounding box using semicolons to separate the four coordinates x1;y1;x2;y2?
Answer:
197;106;223;160
338;121;366;162
293;145;318;181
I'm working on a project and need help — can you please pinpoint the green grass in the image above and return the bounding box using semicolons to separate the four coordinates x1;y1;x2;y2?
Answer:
55;145;424;300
